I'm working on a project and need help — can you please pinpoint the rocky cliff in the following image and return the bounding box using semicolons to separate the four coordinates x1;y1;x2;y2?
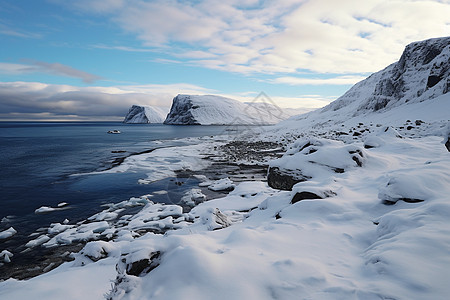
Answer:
123;105;168;123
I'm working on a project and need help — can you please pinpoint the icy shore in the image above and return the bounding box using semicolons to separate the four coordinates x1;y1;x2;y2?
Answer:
1;117;449;299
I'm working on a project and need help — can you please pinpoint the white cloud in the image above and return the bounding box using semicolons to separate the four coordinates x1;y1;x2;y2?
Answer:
0;23;41;39
27;60;102;83
270;75;368;86
68;0;450;75
0;60;102;83
92;44;156;52
0;63;32;74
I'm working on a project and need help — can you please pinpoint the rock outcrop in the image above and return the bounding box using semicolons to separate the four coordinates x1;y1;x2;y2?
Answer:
123;105;168;123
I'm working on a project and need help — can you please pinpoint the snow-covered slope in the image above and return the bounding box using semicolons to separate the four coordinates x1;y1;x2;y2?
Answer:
269;36;450;139
123;105;168;123
325;36;450;115
164;94;292;125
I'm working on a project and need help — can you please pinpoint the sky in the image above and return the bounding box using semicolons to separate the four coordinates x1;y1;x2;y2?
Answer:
0;0;449;121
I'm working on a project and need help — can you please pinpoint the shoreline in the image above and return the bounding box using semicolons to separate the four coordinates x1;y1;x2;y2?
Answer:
0;139;277;281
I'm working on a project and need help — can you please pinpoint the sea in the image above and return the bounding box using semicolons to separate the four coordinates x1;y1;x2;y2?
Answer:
0;122;229;261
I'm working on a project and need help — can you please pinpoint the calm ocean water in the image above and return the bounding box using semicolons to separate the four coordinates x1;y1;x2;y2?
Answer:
0;122;227;253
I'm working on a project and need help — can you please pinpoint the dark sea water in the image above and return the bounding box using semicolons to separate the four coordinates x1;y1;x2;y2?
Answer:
0;122;227;255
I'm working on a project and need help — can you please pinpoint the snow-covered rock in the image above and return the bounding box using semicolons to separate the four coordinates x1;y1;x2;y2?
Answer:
207;177;236;191
164;94;291;125
0;227;17;239
123;105;168;123
268;138;365;190
0;250;13;263
180;188;206;207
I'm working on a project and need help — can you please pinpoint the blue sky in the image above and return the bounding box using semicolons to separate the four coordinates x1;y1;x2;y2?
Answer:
1;0;449;120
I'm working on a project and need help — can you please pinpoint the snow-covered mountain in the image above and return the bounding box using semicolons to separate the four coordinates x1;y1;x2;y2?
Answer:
270;36;450;138
123;105;168;123
164;94;292;125
325;36;450;114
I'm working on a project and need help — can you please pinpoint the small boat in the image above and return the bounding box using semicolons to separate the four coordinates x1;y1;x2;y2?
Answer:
107;130;121;134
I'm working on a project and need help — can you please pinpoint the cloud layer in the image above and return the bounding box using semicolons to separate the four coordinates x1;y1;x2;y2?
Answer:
0;60;102;83
0;82;213;120
68;0;450;76
0;81;329;120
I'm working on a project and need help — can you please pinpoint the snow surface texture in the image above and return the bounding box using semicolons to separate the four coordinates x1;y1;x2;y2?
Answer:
123;105;169;124
1;135;449;300
1;37;450;300
164;94;293;125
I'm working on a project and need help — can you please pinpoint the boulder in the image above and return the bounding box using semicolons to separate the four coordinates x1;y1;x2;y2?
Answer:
267;167;310;191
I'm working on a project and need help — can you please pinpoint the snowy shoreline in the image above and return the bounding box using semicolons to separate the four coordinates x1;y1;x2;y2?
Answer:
1;119;449;299
2;35;450;300
0;137;276;281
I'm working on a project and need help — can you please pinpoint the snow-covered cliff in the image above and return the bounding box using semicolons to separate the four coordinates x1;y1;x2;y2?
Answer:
270;36;450;138
324;36;450;115
164;94;291;125
123;105;168;124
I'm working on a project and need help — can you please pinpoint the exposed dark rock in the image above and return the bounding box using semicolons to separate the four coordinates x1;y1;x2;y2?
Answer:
126;251;161;277
423;45;442;65
333;167;345;173
336;131;349;136
267;167;310;191
415;120;424;126
445;137;450;152
291;192;323;204
298;142;313;152
164;95;199;125
291;190;337;204
306;148;317;154
427;75;441;88
123;105;166;123
220;141;283;163
351;155;363;167
406;126;414;130
382;198;425;205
